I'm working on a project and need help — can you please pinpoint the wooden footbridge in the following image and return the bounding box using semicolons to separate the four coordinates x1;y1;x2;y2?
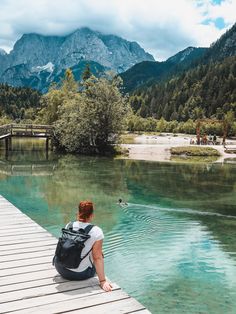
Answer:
0;195;150;313
0;124;53;153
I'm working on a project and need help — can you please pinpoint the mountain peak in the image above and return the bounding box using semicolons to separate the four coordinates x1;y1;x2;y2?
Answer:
0;27;154;91
167;46;207;64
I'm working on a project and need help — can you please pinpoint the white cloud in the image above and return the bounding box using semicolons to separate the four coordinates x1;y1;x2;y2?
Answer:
208;0;236;24
0;0;234;60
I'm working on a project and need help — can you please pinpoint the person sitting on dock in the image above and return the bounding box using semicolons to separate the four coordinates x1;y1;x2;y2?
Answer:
53;200;112;292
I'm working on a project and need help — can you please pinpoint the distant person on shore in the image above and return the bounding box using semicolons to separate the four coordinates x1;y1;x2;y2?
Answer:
53;200;112;292
213;134;217;145
203;134;207;145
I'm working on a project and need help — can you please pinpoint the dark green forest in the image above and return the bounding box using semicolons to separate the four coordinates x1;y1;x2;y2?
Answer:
130;56;236;121
0;84;41;120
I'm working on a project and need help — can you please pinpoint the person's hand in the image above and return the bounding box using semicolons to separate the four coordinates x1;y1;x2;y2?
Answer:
100;280;113;292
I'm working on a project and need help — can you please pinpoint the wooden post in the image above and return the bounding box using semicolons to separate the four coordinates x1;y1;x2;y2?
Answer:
5;138;8;151
46;138;49;152
46;138;49;160
8;137;12;151
5;138;8;158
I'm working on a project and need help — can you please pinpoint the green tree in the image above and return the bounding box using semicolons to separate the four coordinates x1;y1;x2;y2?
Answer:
61;69;78;95
39;69;78;124
55;75;129;153
223;110;235;142
82;64;92;81
182;119;196;134
157;117;168;132
144;117;157;132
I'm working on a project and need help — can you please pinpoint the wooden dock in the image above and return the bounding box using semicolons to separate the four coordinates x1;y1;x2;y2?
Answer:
0;124;53;154
0;195;150;313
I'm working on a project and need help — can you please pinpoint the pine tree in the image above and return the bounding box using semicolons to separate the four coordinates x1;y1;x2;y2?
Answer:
82;64;92;81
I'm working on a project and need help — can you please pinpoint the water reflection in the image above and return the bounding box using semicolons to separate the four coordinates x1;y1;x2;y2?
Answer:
0;139;57;176
0;144;235;314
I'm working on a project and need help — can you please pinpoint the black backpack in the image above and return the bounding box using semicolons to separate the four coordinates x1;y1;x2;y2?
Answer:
53;222;94;269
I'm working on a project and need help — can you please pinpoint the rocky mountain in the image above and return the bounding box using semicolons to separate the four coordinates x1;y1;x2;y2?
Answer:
120;47;207;92
0;27;154;92
166;47;207;65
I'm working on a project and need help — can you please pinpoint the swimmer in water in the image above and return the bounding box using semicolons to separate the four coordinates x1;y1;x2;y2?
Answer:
118;198;128;207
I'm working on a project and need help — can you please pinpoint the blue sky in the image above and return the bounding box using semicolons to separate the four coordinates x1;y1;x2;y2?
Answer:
0;0;235;60
202;0;230;29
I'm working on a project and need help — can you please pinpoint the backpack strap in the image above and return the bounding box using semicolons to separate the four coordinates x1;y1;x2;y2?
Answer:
84;224;94;234
67;221;74;231
81;225;94;262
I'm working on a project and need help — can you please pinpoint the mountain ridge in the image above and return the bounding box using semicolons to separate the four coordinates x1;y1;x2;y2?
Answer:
0;27;154;92
129;22;236;121
120;47;208;92
121;22;236;93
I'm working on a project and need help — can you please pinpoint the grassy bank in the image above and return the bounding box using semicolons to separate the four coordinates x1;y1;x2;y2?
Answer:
170;146;221;157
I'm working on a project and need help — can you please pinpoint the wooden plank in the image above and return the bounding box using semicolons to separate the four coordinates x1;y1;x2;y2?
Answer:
0;277;102;303
0;224;47;230
0;222;46;229
0;207;21;211
0;232;53;242
0;204;27;209
68;298;147;314
0;261;53;277
0;224;46;230
0;202;21;206
0;210;26;215
0;215;32;221
0;210;28;215
0;226;47;237
0;235;55;246
0;243;56;256
0;218;33;225
0;219;37;224
0;286;121;314
0;255;52;270
0;229;49;237
0;248;54;262
0;269;61;286
0;239;57;252
0;214;27;218
0;276;67;293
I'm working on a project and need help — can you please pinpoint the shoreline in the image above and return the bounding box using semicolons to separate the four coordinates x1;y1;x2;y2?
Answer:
120;134;236;163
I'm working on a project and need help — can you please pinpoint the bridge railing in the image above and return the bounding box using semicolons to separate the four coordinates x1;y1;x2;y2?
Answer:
0;124;53;137
0;124;12;136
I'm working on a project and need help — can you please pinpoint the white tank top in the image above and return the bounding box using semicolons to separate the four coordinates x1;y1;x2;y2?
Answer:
66;221;104;272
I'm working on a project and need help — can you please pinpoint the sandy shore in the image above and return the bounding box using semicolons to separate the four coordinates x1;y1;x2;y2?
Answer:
121;134;236;163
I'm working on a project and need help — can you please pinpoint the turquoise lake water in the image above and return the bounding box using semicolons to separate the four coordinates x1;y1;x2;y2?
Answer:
0;139;236;313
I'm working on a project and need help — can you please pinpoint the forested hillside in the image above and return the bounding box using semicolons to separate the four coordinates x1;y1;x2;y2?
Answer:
130;55;236;121
128;22;236;122
120;47;207;92
0;84;41;120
